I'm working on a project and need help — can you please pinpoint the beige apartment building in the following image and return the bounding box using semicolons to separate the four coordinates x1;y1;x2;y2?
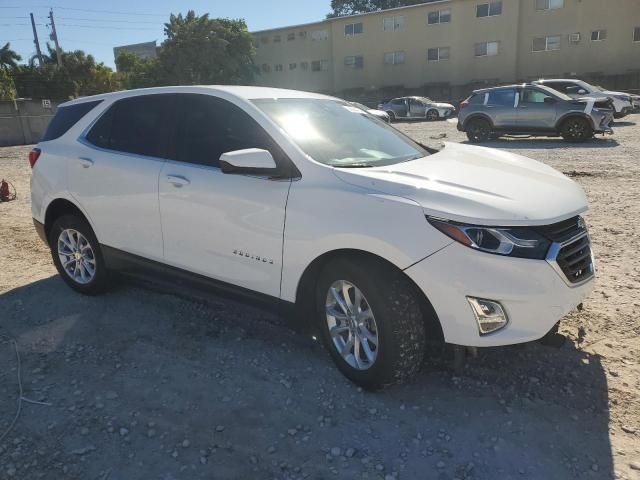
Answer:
252;0;640;98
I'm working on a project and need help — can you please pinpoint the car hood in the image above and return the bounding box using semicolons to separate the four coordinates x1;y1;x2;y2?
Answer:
333;142;588;226
367;108;389;117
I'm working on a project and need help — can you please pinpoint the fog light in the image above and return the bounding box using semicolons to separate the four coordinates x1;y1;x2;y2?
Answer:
467;297;508;335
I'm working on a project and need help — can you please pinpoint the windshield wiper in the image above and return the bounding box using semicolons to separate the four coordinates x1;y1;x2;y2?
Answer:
332;163;374;168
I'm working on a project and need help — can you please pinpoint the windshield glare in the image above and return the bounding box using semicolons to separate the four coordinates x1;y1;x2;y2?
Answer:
253;98;429;167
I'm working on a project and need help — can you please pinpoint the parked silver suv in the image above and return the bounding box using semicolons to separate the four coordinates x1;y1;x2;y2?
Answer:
457;84;614;143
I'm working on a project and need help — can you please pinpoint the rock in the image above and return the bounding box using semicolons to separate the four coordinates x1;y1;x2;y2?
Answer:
147;429;156;438
182;439;190;448
630;461;640;471
80;427;89;436
6;468;16;477
330;447;341;457
591;464;599;472
71;445;96;456
436;461;446;469
215;425;225;432
345;448;356;458
621;425;637;434
119;428;129;437
267;446;276;454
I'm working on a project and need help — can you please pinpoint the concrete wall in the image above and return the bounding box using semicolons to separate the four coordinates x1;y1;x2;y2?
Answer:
0;100;57;147
252;0;640;98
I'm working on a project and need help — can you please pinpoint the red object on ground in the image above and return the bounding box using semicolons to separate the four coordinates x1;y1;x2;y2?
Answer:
0;179;16;202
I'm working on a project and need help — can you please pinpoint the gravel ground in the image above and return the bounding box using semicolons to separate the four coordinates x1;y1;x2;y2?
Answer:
0;116;639;480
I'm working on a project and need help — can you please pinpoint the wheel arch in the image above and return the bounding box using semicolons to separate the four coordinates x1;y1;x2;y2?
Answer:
556;112;595;131
44;198;93;244
461;113;494;131
294;248;444;342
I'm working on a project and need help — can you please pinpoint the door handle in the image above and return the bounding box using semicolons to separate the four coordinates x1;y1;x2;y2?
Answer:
166;175;190;187
78;157;94;168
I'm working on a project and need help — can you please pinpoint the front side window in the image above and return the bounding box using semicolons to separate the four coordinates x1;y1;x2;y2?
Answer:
174;95;283;168
253;98;429;168
345;22;363;36
428;9;451;24
427;47;450;62
536;0;563;10
476;1;502;17
533;35;561;51
384;51;405;65
521;88;554;103
86;95;175;159
486;89;516;107
475;41;499;56
591;30;607;41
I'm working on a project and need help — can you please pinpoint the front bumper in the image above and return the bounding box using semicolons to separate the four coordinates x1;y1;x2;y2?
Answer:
33;218;47;245
404;242;594;347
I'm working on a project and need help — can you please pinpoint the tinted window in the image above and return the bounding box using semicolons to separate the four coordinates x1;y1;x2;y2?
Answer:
467;93;486;105
86;95;175;158
41;100;102;142
174;94;284;168
522;88;553;103
391;99;405;106
487;89;516;107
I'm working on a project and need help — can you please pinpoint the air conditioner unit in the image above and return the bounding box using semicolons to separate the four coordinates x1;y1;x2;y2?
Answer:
569;33;581;43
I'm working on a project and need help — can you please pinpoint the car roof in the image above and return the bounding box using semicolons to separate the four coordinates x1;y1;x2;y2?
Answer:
472;83;555;94
59;85;336;108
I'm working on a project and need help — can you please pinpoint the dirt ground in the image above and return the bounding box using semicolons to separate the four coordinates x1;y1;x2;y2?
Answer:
1;116;639;480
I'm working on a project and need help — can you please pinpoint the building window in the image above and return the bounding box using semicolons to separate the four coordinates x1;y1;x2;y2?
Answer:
475;41;499;56
289;63;297;70
311;60;329;72
261;64;271;73
476;1;502;17
532;35;561;51
287;32;295;41
311;29;329;41
383;15;405;31
345;22;364;36
384;51;405;65
536;0;563;10
299;31;307;39
344;55;364;69
260;37;269;44
591;30;607;41
275;64;283;72
273;35;281;43
301;61;309;71
635;27;640;42
428;9;451;25
427;47;450;62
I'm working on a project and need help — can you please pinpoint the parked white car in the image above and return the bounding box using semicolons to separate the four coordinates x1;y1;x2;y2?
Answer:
535;79;634;118
349;101;391;123
30;86;594;389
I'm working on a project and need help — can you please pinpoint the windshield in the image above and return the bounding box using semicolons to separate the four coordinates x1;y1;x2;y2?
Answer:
253;98;429;167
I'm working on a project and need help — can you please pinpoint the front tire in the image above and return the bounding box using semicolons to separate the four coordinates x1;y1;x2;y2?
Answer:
385;111;396;123
466;118;492;143
49;214;110;295
561;117;593;142
316;258;426;390
426;109;439;121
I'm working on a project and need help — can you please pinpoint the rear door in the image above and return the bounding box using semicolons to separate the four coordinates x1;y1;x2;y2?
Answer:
70;94;175;261
517;87;558;128
485;88;518;127
408;98;426;117
158;94;291;297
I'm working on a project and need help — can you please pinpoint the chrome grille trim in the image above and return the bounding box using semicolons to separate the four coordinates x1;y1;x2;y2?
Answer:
546;231;595;287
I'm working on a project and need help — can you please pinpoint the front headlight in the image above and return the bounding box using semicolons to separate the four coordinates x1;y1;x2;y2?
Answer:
428;217;551;259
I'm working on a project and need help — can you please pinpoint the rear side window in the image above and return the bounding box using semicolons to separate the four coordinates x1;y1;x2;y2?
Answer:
467;93;485;105
41;100;102;142
86;95;175;158
174;94;285;168
487;89;516;107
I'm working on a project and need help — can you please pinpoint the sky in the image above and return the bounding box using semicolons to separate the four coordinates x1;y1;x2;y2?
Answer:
0;0;330;68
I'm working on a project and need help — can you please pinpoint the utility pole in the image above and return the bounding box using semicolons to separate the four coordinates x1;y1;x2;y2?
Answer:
48;9;63;67
30;13;44;68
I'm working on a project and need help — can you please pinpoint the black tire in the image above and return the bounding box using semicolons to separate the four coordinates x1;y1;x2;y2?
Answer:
426;109;439;121
49;214;110;295
385;111;396;123
560;117;593;143
315;257;426;390
466;118;492;143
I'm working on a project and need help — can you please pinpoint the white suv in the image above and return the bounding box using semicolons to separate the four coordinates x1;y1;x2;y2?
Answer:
30;86;595;389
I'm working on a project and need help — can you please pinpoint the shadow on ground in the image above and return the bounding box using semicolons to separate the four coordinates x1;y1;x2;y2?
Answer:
0;275;614;480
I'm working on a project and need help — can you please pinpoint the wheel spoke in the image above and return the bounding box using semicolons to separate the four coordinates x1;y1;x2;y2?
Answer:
360;335;376;362
330;287;349;315
326;305;348;320
361;328;378;347
341;282;354;313
330;325;350;338
353;336;363;369
62;258;76;268
341;336;354;359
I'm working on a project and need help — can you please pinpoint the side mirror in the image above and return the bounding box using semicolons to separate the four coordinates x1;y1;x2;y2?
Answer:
543;97;557;104
219;148;278;176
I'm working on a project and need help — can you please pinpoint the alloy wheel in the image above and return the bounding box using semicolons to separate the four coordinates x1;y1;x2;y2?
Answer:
427;110;439;121
566;120;586;139
325;280;379;370
57;228;96;284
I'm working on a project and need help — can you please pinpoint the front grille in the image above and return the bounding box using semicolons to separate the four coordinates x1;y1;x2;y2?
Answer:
535;216;586;243
556;234;593;284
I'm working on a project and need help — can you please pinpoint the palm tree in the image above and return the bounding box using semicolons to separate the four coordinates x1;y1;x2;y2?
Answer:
0;42;22;69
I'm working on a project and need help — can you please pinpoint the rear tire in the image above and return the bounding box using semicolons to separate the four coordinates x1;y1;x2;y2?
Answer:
315;257;426;390
49;214;110;295
466;118;492;143
560;117;593;143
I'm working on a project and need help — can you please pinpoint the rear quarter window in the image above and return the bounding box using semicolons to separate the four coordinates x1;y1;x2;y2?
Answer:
467;93;485;105
41;100;102;142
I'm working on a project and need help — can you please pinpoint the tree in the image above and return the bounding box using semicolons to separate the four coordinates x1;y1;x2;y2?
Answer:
0;42;22;70
328;0;436;17
158;11;256;85
115;51;161;89
0;68;16;100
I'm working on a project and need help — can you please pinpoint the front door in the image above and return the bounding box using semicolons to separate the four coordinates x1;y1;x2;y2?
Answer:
517;87;558;128
409;98;426;118
158;94;291;297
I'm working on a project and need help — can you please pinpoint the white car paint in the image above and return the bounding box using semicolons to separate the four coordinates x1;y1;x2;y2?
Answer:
31;85;593;349
537;79;633;115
